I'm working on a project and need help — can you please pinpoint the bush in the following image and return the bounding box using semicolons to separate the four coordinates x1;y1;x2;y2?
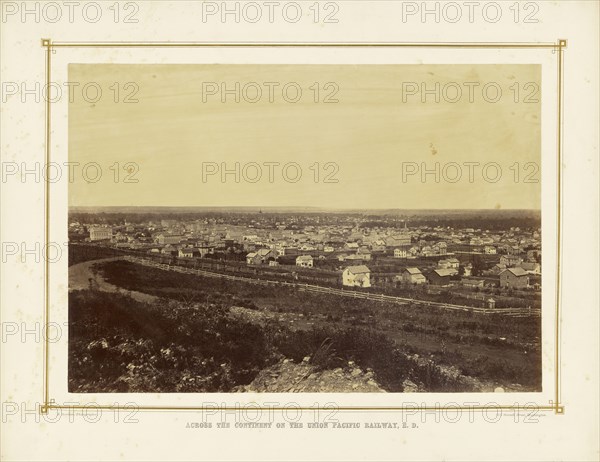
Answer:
69;290;275;392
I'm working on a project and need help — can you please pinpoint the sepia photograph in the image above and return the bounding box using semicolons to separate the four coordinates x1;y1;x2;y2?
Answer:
67;63;542;394
2;1;599;461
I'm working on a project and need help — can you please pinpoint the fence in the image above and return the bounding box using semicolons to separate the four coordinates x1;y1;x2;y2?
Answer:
122;255;541;318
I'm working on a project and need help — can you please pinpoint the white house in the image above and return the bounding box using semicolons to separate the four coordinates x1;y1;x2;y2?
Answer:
400;267;426;285
178;248;198;258
342;265;371;288
296;255;314;268
394;247;408;258
438;257;460;269
484;245;497;254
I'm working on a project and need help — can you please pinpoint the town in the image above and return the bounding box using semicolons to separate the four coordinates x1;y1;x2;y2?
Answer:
69;208;541;312
68;208;543;394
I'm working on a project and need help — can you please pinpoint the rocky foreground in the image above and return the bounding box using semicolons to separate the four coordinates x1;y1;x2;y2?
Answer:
235;357;387;393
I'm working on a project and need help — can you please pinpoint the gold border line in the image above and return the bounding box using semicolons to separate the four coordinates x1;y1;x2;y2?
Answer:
40;39;566;415
48;41;560;48
42;38;52;414
555;38;566;415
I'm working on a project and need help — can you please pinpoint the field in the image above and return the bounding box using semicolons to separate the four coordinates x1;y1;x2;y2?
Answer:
68;250;542;392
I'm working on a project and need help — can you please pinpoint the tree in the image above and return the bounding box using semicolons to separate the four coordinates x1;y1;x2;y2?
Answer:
471;255;485;276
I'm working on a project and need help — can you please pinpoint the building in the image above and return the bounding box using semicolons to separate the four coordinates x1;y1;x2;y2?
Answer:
296;255;314;268
344;254;367;263
484;245;497;254
370;241;387;252
400;267;426;285
421;245;433;257
438;257;460;269
161;244;178;256
432;242;447;256
157;234;184;245
385;234;411;247
178;248;199;258
344;242;359;251
197;245;215;258
428;268;456;286
488;263;507;275
356;249;372;261
342;265;371;288
89;227;112;241
461;278;484;288
519;262;541;275
394;247;408;258
463;263;473;277
500;267;529;289
246;248;278;265
500;255;523;267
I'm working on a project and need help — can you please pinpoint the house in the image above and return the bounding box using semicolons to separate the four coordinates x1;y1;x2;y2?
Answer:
296;255;314;268
89;227;112;241
370;241;387;252
394;247;408;258
500;255;523;267
484;245;497;254
421;246;433;257
344;242;359;251
462;278;484;288
400;267;426;285
428;268;456;286
197;245;215;258
282;247;301;256
161;245;178;256
342;265;371;288
246;248;278;265
356;250;372;261
499;267;529;289
178;248;199;258
432;242;447;256
344;254;366;263
323;246;335;253
489;263;507;275
438;257;460;269
385;234;411;247
243;242;257;252
462;263;473;277
112;232;127;243
156;234;184;245
519;262;541;275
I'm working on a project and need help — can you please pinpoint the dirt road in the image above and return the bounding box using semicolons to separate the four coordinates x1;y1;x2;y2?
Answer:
69;257;158;304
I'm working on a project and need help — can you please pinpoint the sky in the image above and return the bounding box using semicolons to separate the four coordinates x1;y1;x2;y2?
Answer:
69;63;541;209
